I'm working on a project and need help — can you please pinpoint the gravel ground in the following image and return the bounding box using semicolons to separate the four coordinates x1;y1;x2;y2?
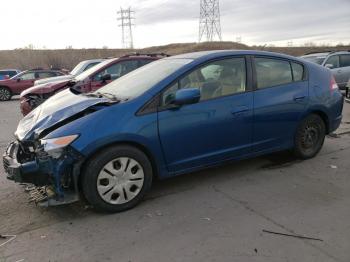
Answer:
0;97;350;262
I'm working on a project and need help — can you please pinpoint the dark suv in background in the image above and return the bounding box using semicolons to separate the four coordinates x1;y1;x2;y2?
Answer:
301;51;350;90
0;69;65;101
20;53;169;115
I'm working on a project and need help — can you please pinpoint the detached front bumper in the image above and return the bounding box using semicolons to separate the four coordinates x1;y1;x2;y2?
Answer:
3;141;83;206
3;142;50;185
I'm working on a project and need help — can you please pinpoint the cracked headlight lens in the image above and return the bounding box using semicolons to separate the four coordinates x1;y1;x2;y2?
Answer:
41;135;79;158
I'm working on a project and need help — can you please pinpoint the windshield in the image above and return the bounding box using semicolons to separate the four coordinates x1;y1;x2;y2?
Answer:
301;55;326;65
70;61;101;76
96;58;192;99
70;61;88;76
10;71;25;80
74;59;115;81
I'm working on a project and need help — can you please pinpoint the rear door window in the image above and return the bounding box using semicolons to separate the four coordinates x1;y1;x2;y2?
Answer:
255;58;293;89
340;55;350;67
19;72;36;80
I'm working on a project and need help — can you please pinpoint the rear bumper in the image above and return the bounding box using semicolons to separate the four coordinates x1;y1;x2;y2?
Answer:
330;115;342;133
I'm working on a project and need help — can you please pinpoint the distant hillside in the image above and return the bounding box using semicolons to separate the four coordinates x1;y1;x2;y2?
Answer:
0;42;349;70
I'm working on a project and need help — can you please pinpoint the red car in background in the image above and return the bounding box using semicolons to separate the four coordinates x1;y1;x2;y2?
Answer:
20;53;168;115
0;69;65;101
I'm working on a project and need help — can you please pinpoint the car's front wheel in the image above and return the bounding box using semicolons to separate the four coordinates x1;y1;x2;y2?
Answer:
81;145;153;212
294;114;326;159
0;87;12;101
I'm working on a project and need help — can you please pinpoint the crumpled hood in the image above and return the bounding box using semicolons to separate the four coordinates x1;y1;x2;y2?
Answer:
15;89;110;141
20;79;71;97
34;74;73;86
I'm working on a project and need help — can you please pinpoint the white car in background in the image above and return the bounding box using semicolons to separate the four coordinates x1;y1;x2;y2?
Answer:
34;59;105;85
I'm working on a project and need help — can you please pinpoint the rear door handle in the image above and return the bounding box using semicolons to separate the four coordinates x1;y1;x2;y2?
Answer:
293;95;306;101
231;106;249;115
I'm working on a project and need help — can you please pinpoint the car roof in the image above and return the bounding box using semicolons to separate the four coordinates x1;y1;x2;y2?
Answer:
0;69;20;72
167;50;303;62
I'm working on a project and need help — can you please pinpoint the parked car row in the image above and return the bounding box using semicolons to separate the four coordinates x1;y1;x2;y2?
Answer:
0;68;66;101
3;50;344;213
20;53;167;115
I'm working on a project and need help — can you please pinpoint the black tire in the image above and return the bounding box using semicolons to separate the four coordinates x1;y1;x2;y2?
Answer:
81;145;153;213
294;114;326;159
0;86;12;101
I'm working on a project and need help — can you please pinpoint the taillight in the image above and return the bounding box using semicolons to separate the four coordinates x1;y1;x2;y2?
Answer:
330;76;338;91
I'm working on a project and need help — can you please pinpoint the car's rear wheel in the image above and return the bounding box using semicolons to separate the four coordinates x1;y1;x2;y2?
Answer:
294;114;326;159
81;145;153;212
0;87;12;101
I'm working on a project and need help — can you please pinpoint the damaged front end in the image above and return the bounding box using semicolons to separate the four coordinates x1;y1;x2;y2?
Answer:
3;88;117;206
3;137;84;206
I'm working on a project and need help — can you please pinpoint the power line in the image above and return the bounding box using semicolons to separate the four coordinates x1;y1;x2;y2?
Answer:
117;7;135;49
199;0;222;42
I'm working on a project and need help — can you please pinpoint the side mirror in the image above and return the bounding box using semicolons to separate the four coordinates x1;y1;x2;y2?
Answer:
325;64;334;69
173;88;201;106
101;74;111;82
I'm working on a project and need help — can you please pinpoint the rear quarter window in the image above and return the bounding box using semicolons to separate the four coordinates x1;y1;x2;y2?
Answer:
291;62;304;81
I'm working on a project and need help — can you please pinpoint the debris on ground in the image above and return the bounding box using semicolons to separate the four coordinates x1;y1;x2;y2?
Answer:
201;217;211;221
262;229;323;242
0;234;17;248
330;165;338;169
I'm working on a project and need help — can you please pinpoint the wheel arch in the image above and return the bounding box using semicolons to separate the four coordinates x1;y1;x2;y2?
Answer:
308;110;330;134
78;140;160;190
0;85;12;93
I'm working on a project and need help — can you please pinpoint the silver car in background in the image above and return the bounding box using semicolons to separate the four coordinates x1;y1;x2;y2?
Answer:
301;51;350;90
34;59;105;85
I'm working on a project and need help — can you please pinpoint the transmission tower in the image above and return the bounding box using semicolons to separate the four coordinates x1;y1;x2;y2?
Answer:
199;0;222;42
117;7;135;49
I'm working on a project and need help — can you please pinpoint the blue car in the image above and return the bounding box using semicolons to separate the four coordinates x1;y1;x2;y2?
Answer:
3;50;344;212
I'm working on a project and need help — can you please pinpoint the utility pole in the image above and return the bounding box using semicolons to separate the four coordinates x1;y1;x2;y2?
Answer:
117;7;135;49
199;0;222;42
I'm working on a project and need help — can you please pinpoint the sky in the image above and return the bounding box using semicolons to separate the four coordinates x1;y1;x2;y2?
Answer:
0;0;349;50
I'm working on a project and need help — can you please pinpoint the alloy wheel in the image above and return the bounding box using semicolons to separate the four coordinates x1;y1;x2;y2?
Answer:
301;124;320;150
0;87;11;101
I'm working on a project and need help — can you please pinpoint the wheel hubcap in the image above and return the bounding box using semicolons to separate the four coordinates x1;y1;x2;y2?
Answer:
301;125;319;149
0;88;10;100
97;157;144;205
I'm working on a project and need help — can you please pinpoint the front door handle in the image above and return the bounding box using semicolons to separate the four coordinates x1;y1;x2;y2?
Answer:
293;95;306;101
231;106;249;115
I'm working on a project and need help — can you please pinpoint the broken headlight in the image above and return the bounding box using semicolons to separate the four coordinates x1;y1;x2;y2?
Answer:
40;134;79;158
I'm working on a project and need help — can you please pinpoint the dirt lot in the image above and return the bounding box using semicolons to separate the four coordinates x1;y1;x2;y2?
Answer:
1;42;349;70
0;98;350;262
